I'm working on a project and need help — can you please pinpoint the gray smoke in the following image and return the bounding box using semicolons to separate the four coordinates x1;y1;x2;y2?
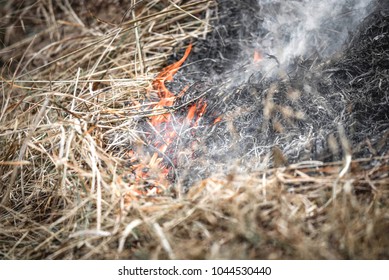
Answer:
111;0;381;189
173;0;379;187
255;0;373;73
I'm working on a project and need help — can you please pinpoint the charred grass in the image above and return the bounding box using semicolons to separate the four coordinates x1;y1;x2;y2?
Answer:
0;0;388;259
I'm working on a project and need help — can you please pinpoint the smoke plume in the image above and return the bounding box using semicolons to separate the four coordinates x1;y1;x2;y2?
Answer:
255;0;373;73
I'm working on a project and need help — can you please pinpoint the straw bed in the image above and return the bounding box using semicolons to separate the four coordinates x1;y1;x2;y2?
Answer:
1;0;388;259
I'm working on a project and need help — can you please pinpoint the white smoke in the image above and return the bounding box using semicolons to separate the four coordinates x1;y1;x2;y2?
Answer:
256;0;373;71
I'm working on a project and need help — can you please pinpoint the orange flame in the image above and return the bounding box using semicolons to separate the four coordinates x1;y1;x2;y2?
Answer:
146;44;195;188
153;44;193;99
187;99;207;127
151;44;192;127
126;43;223;200
213;116;222;124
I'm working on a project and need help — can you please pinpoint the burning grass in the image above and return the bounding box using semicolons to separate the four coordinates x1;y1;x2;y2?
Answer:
1;0;389;259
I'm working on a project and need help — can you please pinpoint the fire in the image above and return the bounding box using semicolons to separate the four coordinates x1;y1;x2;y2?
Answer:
150;44;192;129
153;44;192;98
149;43;209;164
126;43;222;199
150;44;192;158
213;116;222;124
125;45;226;202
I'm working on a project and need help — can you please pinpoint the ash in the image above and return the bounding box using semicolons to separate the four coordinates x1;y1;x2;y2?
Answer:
147;0;389;189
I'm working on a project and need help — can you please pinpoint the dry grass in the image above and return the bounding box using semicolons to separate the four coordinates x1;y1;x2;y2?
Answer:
0;0;388;259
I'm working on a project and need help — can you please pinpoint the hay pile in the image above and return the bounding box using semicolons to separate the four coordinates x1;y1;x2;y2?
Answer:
1;0;388;259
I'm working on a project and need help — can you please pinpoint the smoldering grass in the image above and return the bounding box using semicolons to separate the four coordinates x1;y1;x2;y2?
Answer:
0;0;388;260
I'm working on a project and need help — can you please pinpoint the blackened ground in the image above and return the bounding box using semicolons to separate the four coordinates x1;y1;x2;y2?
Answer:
330;2;389;157
141;0;389;188
166;0;263;82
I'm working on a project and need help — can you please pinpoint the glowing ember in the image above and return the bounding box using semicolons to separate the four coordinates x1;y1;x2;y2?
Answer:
253;50;263;63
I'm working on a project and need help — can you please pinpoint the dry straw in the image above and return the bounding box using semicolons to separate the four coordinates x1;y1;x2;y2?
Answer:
0;0;388;259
